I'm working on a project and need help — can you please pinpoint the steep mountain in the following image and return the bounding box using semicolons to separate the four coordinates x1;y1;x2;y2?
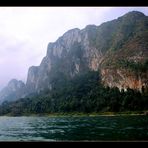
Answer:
100;11;148;91
26;26;102;94
26;11;148;95
0;79;26;103
0;11;147;104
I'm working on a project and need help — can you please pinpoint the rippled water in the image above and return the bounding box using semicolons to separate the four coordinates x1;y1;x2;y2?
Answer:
0;115;148;141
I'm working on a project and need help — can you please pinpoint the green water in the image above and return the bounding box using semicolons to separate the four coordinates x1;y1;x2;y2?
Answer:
0;115;148;141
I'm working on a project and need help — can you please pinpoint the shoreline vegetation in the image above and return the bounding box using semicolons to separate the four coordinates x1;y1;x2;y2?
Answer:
0;71;148;117
1;111;148;117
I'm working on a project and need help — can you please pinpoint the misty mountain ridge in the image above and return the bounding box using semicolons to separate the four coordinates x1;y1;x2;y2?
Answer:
0;11;148;104
0;79;26;104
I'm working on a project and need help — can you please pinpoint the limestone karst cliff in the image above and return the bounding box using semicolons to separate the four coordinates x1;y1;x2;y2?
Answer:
0;11;148;103
26;11;148;94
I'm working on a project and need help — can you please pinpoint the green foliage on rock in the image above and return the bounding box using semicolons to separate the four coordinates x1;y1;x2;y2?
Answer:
0;70;148;116
118;59;148;73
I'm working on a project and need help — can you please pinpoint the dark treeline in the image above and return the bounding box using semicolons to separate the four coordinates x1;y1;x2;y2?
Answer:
0;71;148;116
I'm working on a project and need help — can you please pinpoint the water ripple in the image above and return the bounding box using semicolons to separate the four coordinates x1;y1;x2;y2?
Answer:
0;116;147;141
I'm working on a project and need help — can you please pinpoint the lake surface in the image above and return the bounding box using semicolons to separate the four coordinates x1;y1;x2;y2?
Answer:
0;115;148;141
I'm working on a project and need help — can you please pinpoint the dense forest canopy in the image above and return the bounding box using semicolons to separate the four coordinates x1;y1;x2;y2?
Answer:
0;71;147;116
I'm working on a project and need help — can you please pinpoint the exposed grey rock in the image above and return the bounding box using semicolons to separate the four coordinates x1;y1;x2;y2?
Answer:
25;11;148;94
0;11;148;103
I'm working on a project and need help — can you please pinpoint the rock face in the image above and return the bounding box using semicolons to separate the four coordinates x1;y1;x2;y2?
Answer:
26;11;148;94
26;26;103;94
0;11;148;103
101;69;147;91
0;79;26;103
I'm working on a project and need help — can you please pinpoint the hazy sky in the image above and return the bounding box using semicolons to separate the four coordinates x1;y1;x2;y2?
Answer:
0;7;148;90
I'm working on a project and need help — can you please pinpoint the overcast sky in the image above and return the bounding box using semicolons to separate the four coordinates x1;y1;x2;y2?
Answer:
0;7;148;90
